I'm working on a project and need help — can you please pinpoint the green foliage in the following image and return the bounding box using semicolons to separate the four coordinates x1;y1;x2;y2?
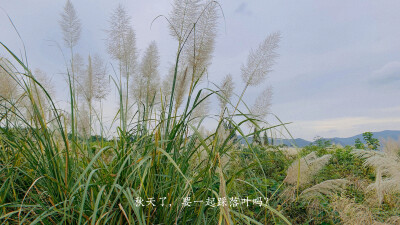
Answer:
354;137;364;149
362;132;380;150
354;132;380;150
312;136;332;148
315;146;371;182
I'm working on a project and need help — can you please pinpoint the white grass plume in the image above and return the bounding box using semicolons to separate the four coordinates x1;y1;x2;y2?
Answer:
0;57;20;102
190;91;210;123
72;53;84;84
106;4;137;78
352;145;400;205
91;54;109;101
250;87;273;120
299;179;349;201
284;152;331;186
218;74;234;112
169;0;201;43
381;137;400;158
165;65;190;113
241;32;280;87
185;1;218;81
331;195;375;225
59;0;81;49
132;41;160;106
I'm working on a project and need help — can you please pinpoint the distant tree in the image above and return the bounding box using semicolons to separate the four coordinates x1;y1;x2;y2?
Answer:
354;138;364;149
363;132;380;150
313;136;332;148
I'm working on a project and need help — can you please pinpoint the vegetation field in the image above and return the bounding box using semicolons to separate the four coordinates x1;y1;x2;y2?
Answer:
1;0;400;224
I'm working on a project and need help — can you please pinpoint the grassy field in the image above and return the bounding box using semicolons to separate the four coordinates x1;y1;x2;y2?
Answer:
1;1;400;224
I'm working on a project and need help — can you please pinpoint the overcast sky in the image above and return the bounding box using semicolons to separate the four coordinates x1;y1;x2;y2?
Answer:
1;0;400;140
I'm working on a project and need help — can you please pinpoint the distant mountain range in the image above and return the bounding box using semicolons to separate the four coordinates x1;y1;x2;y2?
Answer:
327;130;400;147
240;130;400;147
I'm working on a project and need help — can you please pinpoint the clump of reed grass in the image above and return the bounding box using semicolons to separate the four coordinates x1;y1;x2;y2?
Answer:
283;151;332;186
0;0;291;224
299;179;349;201
352;139;400;206
331;195;375;225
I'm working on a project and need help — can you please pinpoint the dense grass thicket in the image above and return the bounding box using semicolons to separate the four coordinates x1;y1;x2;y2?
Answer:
1;1;400;224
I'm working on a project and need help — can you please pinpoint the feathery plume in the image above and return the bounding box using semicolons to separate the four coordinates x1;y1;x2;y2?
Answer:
23;69;55;123
300;179;349;201
191;91;210;123
79;54;109;104
164;65;190;113
381;137;400;158
218;74;234;111
0;57;20;102
241;32;280;87
83;55;93;105
331;196;375;225
106;4;137;132
284;152;332;186
251;87;273;120
77;104;90;137
92;54;109;101
132;41;160;106
231;32;280;117
72;53;85;99
352;147;400;205
161;74;173;107
169;0;201;43
72;53;84;80
106;4;137;78
185;1;218;80
59;0;81;49
175;67;190;112
32;69;54;101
